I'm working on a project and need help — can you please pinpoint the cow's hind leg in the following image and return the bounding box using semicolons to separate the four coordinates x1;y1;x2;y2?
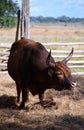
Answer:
16;82;21;104
20;87;29;109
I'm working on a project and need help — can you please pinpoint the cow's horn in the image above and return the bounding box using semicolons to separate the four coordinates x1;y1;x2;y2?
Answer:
62;47;74;64
46;50;55;68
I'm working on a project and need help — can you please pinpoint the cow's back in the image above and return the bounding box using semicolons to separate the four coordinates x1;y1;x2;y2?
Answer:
8;38;55;82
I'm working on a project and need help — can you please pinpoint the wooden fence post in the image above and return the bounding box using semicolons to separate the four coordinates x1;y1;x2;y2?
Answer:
21;0;30;38
15;10;20;41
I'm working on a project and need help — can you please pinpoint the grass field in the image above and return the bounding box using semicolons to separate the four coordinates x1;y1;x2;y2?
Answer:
0;23;84;43
30;23;84;43
0;74;84;130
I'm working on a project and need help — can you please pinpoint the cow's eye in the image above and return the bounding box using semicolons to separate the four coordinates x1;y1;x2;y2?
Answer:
56;71;64;78
57;71;63;75
55;70;64;77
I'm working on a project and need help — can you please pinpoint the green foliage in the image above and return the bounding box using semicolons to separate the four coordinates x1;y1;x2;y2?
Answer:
0;0;19;27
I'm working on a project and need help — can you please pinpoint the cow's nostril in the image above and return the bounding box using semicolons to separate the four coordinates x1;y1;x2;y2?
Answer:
71;82;77;87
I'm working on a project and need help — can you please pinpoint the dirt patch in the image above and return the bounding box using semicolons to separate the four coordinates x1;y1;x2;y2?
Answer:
0;74;84;130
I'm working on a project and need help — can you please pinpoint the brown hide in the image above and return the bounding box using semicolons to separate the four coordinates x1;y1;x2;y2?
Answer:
8;37;74;109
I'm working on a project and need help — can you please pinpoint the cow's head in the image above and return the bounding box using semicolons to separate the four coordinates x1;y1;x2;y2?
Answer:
46;48;76;90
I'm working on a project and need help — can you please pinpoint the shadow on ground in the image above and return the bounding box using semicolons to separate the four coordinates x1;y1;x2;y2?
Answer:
0;95;17;109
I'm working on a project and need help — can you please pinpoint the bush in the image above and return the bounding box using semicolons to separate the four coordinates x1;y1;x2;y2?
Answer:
0;0;19;27
0;16;17;27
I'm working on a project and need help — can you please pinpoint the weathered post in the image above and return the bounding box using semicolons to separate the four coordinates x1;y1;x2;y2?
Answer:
21;0;30;38
15;10;20;41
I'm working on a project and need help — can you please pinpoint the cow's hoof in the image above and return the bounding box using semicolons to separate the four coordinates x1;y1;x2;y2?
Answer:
19;102;25;109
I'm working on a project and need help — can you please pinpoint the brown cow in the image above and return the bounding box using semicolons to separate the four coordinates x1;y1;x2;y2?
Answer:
7;37;76;109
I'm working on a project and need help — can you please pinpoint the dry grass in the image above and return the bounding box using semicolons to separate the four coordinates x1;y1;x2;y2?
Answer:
0;74;84;130
0;28;16;43
0;23;84;43
30;23;84;43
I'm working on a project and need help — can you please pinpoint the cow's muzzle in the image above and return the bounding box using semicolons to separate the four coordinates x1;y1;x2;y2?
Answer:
71;81;77;88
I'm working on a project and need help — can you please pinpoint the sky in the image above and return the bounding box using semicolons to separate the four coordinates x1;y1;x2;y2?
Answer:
15;0;84;18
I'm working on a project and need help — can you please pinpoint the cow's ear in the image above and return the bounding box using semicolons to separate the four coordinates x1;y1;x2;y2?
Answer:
48;69;54;77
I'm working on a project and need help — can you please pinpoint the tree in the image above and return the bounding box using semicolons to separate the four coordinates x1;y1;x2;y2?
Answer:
0;0;19;27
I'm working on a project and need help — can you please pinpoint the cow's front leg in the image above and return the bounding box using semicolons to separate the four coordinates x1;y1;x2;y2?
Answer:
39;93;44;101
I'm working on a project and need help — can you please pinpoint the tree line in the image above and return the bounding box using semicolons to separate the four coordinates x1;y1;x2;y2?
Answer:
30;16;84;24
